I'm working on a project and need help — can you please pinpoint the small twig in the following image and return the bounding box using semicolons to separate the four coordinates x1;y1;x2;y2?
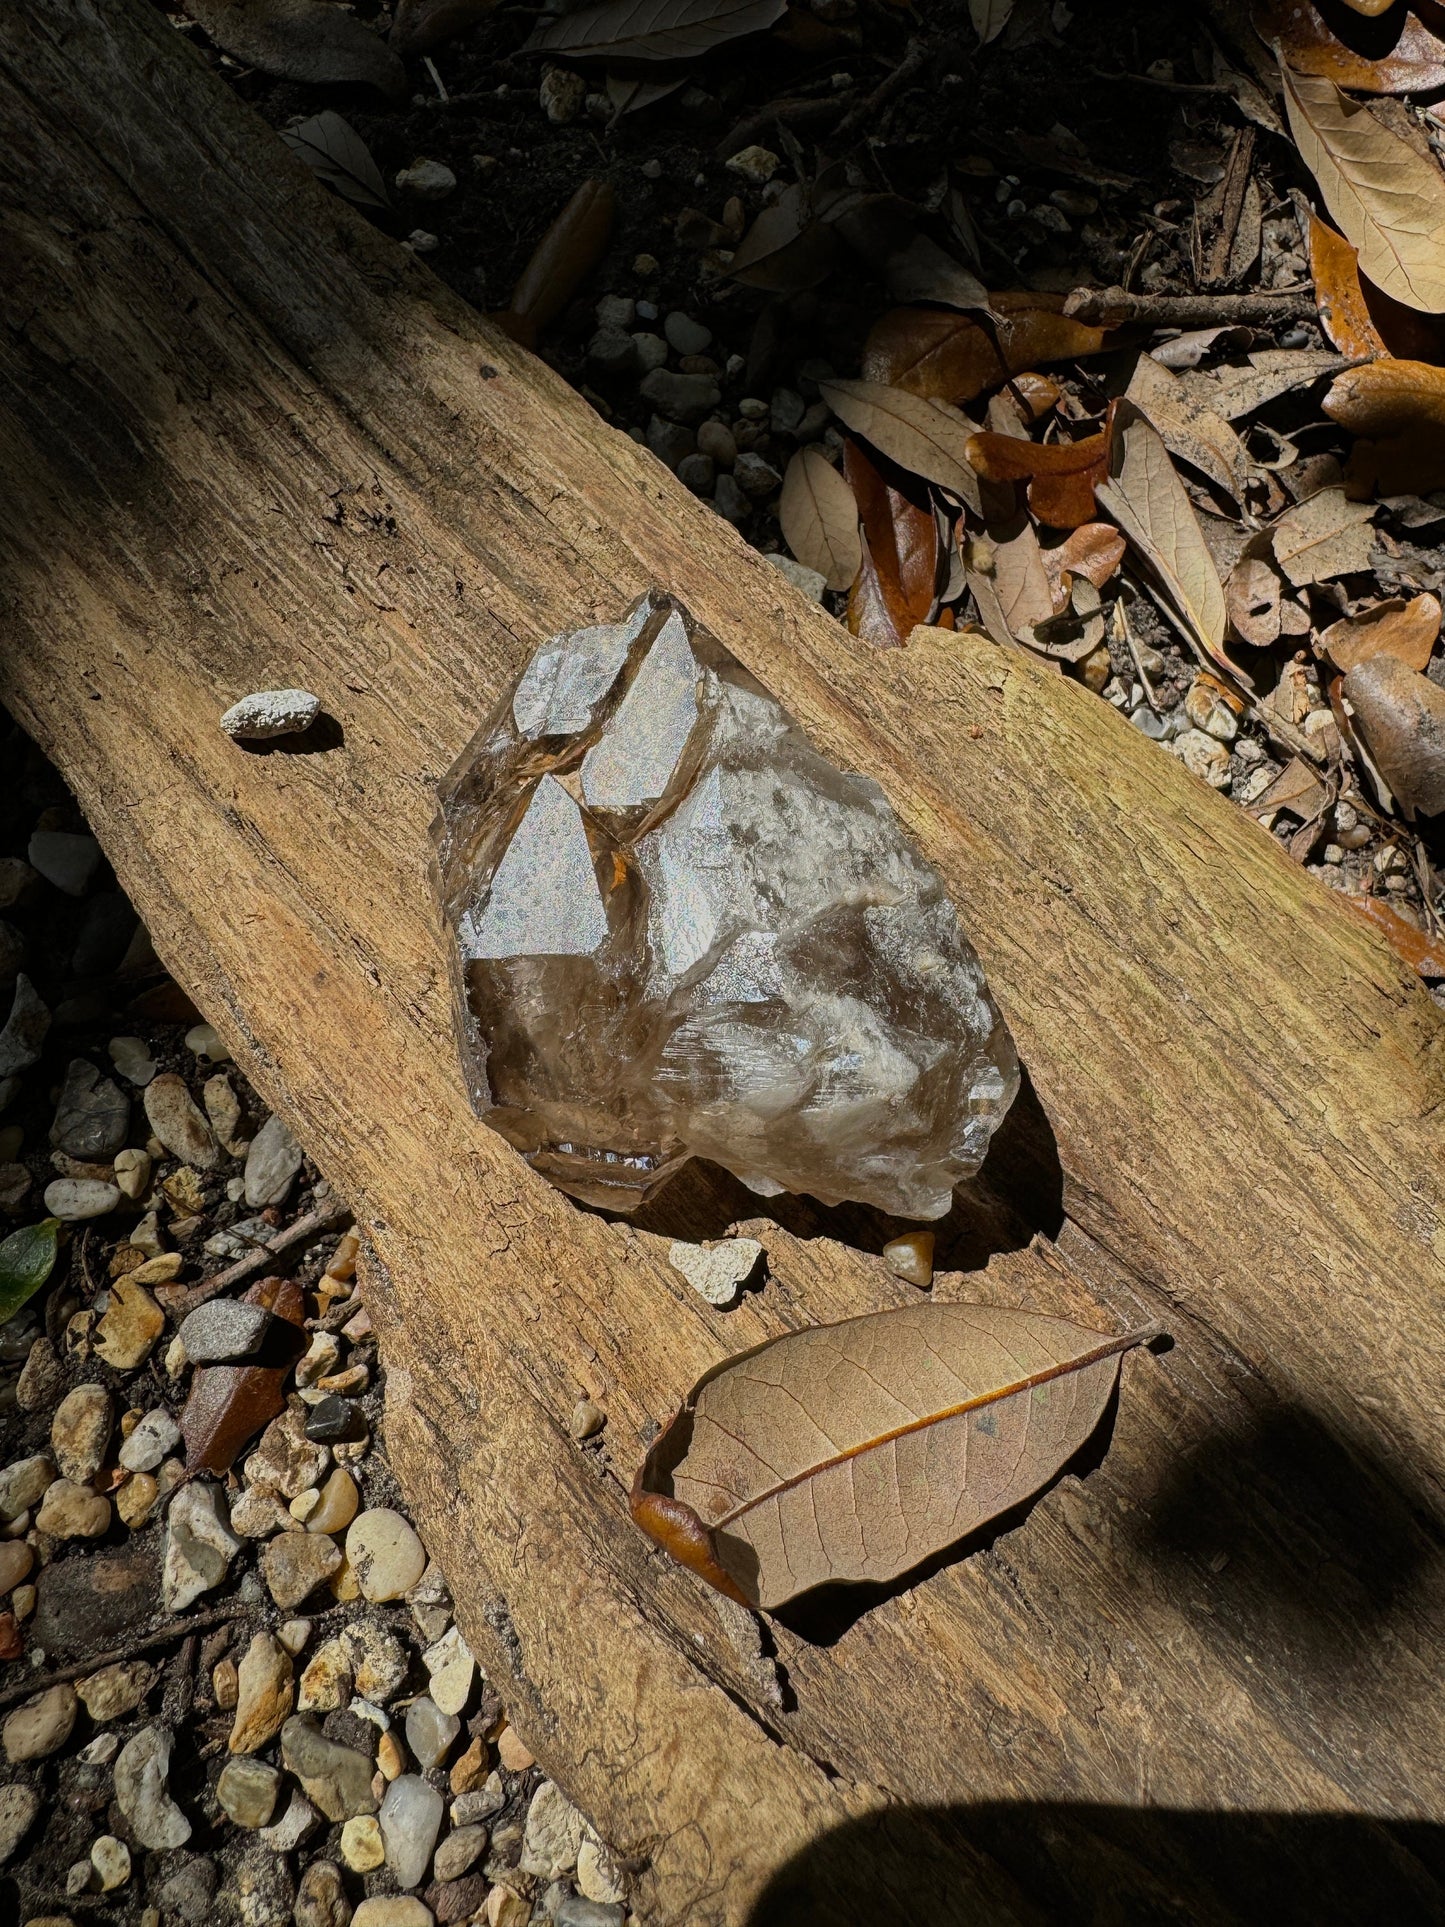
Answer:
832;36;930;146
423;56;448;103
0;1602;247;1708
155;1200;353;1319
1063;284;1315;326
714;96;846;163
1089;68;1243;97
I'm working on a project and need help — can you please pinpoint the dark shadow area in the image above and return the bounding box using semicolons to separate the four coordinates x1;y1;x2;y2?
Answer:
1131;1400;1445;1667
628;1063;1064;1272
746;1803;1445;1927
234;712;346;755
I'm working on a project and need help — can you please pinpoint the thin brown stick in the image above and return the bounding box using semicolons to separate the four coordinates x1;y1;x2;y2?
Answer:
155;1200;353;1319
0;1601;247;1708
1063;284;1316;326
832;37;930;145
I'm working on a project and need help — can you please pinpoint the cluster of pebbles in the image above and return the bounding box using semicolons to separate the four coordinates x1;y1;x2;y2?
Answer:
0;738;632;1926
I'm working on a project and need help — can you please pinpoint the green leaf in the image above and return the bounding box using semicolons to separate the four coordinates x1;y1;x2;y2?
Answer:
0;1218;62;1324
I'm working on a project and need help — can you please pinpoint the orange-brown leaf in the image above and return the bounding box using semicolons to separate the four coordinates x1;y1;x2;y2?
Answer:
631;1301;1154;1610
965;422;1112;529
862;295;1109;405
1324;358;1445;495
844;440;938;648
1320;594;1441;673
1344;894;1445;978
494;180;615;349
1253;0;1445;93
1043;522;1126;610
1307;212;1386;360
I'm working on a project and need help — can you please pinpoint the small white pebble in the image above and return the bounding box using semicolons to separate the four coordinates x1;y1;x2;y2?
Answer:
220;689;321;742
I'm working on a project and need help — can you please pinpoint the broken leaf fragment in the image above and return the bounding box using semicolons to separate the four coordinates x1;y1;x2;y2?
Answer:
1319;594;1440;674
844;441;941;648
862;297;1108;406
779;447;861;592
631;1303;1155;1610
1324;358;1445;496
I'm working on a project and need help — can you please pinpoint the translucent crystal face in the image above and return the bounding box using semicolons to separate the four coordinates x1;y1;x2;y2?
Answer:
430;592;1020;1218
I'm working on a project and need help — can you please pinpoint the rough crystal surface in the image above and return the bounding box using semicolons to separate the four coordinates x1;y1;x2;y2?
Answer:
431;592;1019;1219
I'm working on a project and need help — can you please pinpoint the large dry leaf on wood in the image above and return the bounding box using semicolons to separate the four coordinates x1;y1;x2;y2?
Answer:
844;440;940;648
279;113;390;212
1325;358;1445;494
1095;400;1234;676
821;379;981;511
1270;486;1377;584
862;298;1109;404
1307;211;1388;360
779;447;861;592
966;420;1113;530
527;0;785;60
1254;0;1445;93
1320;593;1441;671
970;0;1014;43
1279;66;1445;314
188;0;405;93
180;1276;307;1478
1174;348;1347;422
1126;354;1253;501
1344;894;1445;978
630;1302;1152;1610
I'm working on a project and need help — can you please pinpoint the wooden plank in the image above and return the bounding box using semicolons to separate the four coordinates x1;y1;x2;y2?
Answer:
3;3;1444;1919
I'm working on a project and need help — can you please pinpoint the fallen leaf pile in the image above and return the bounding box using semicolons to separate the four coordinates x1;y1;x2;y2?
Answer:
632;1302;1154;1609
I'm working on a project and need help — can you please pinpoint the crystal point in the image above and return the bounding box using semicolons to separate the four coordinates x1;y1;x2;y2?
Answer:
432;592;1019;1219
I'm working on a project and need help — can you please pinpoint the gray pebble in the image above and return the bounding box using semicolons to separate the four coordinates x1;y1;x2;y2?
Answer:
639;369;721;424
586;327;637;376
220;689;322;742
770;388;806;435
733;452;781;498
713;473;749;524
676;453;716;496
765;554;827;602
695;420;736;467
28;829;103;897
635;298;659;320
594;294;635;330
631;331;668;374
50;1057;129;1159
664;311;713;357
176;1298;274;1364
645;415;695;472
0;973;50;1078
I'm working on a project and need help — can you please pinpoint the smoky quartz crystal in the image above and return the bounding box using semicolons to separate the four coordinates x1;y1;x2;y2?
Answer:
431;591;1019;1218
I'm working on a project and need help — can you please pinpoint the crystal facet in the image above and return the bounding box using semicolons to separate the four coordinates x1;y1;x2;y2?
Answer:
431;592;1019;1218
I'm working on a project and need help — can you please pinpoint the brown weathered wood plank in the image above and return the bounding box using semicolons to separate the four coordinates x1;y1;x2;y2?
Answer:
3;3;1444;1919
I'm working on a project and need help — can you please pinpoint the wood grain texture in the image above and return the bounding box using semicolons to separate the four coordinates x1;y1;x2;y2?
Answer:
3;3;1445;1919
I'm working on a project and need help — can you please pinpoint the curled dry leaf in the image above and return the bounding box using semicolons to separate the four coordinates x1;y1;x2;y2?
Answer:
494;180;615;350
1254;0;1445;93
391;0;501;54
1270;485;1377;585
729;184;841;293
526;0;786;61
779;447;861;593
1227;532;1291;647
187;0;406;94
862;297;1109;405
279;113;390;213
180;1276;307;1478
821;379;982;511
1095;400;1237;680
1343;654;1445;818
963;516;1054;649
1013;372;1062;420
965;419;1113;529
1278;67;1445;315
1320;593;1441;673
1307;212;1387;361
844;441;941;649
1173;349;1347;423
1343;895;1445;979
1324;358;1445;496
630;1302;1155;1610
1245;755;1329;824
1043;523;1127;612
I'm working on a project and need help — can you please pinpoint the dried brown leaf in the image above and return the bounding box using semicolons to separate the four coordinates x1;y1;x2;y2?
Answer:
1270;486;1377;585
1126;355;1253;502
966;420;1113;530
844;441;939;648
179;1277;307;1479
964;516;1054;648
391;0;500;53
821;379;982;511
1307;212;1388;361
1344;895;1445;978
1325;357;1445;496
1320;593;1441;672
1096;400;1236;678
862;297;1109;405
1279;66;1445;314
189;0;406;92
494;181;615;350
729;185;841;292
1245;755;1329;822
779;447;861;593
526;0;785;61
970;0;1014;42
1226;532;1290;646
631;1302;1154;1610
1174;349;1347;422
1253;0;1445;94
1043;523;1126;611
279;113;390;212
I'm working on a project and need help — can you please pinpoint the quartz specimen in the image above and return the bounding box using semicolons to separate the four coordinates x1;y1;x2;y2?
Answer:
431;592;1019;1219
